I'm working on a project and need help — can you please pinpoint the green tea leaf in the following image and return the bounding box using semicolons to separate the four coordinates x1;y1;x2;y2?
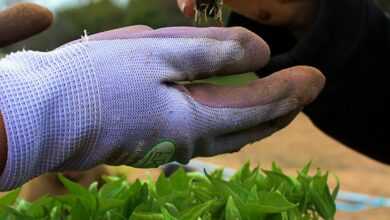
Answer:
88;181;99;194
0;188;20;206
71;198;89;220
49;205;62;220
155;173;171;197
0;162;338;220
58;174;96;215
161;207;178;220
130;211;165;220
0;205;32;220
246;191;296;213
99;198;125;213
331;174;340;201
123;181;148;218
230;161;252;184
309;172;336;220
179;200;215;220
272;162;284;173
170;168;190;191
58;174;89;195
248;185;259;202
300;161;312;176
225;196;241;220
99;179;128;199
23;196;53;218
164;203;179;217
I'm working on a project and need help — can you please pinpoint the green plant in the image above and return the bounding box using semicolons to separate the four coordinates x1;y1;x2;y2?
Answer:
0;162;338;220
195;0;224;25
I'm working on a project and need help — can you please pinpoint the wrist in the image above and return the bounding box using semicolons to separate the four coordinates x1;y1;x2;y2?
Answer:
0;45;101;190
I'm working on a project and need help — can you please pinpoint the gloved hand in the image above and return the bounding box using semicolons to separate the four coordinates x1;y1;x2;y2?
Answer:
0;25;324;190
179;0;390;165
0;2;53;181
177;0;320;72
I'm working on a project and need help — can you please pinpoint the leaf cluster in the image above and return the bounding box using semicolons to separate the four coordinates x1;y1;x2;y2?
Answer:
0;162;338;220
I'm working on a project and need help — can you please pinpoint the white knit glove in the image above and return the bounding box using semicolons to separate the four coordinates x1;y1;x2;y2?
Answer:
0;26;325;190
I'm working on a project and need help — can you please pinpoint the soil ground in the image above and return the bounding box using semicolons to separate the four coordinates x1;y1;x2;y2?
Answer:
2;113;389;219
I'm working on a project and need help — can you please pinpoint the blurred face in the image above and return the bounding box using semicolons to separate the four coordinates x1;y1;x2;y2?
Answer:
224;0;304;26
178;0;318;29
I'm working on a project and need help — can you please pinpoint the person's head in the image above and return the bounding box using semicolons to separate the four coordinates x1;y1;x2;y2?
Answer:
178;0;319;30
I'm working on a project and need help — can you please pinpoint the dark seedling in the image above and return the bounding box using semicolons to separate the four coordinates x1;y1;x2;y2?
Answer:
0;162;338;220
195;0;224;25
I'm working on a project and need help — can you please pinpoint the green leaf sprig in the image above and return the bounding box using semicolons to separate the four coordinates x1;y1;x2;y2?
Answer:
194;0;224;25
0;162;338;220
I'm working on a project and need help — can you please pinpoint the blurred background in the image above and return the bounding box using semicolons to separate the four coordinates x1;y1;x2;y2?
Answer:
0;0;389;52
1;0;390;219
0;0;193;53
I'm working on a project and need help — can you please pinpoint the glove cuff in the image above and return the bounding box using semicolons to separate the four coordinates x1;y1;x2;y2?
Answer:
0;44;101;190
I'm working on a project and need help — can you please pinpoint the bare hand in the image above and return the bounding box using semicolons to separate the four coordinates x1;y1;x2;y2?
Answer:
0;3;53;47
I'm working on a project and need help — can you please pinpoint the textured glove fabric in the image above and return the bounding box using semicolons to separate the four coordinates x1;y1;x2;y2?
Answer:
0;26;323;190
0;26;272;190
0;44;101;190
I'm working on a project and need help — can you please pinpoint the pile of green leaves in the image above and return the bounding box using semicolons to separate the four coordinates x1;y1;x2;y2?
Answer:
0;162;338;220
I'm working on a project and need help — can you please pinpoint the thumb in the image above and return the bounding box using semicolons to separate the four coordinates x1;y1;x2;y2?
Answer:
194;111;299;157
0;3;53;47
181;66;325;136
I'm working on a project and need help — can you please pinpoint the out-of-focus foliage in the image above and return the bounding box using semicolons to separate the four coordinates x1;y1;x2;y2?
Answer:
1;0;193;53
377;0;390;11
